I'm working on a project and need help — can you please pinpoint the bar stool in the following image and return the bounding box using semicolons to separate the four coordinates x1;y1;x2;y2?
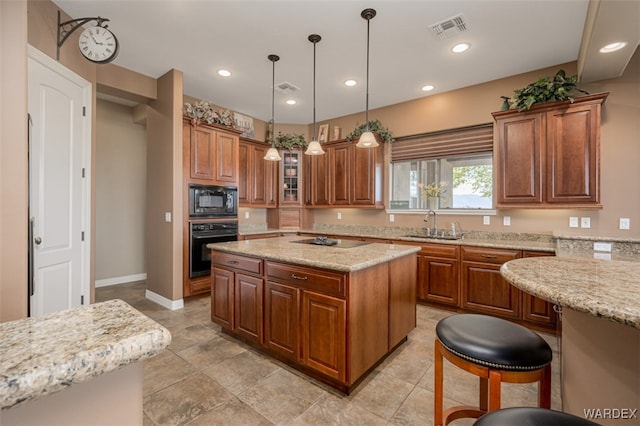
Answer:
434;314;553;426
474;407;601;425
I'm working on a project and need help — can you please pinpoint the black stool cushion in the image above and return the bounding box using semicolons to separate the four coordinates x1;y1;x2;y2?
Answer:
436;314;552;370
474;407;601;425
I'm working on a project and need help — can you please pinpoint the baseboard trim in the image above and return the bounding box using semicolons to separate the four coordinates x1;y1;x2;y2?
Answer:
95;273;147;288
145;289;184;311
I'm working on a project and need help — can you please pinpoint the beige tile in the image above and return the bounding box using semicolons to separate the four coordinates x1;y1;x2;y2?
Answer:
143;349;198;396
143;372;234;426
202;350;281;395
290;392;387;426
347;370;415;420
168;323;221;352
176;335;247;369
374;338;432;385
187;397;273;426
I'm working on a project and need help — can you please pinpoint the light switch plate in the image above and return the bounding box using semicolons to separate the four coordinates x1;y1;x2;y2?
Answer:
244;211;250;219
581;217;590;228
389;214;395;223
594;242;611;252
164;212;171;223
337;212;342;220
503;216;511;226
569;217;579;228
483;216;490;225
620;218;630;230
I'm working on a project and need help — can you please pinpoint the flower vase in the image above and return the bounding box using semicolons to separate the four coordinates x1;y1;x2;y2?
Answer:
427;197;439;210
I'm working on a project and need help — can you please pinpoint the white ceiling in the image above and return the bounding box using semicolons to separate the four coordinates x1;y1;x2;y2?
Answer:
53;0;639;125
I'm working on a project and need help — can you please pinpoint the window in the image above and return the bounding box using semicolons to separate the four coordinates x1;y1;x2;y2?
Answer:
389;124;493;211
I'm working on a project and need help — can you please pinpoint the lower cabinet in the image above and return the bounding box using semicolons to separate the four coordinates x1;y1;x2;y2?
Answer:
417;244;460;307
235;274;263;343
211;267;234;329
522;250;557;326
264;280;299;359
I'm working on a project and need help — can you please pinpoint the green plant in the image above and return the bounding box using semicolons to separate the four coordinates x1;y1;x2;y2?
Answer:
345;120;395;144
508;69;589;111
274;132;307;150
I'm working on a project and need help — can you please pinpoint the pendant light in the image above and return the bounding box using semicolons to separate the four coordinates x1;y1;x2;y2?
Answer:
264;54;282;161
356;8;379;148
305;34;325;156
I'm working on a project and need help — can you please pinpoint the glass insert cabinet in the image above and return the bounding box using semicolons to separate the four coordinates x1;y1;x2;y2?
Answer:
280;150;302;205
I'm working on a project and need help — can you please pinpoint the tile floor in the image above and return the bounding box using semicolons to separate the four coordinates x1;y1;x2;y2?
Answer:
96;281;562;426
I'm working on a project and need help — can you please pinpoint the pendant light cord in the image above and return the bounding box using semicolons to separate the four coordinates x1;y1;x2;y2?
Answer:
365;16;370;131
267;54;279;147
313;38;317;140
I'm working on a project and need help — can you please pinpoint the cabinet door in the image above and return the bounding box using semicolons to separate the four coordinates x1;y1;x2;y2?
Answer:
495;113;545;204
522;251;557;326
251;145;268;205
264;280;299;359
282;151;302;206
190;126;216;181
215;132;238;185
211;267;234;328
330;143;350;205
461;261;522;318
351;144;380;205
418;255;460;307
546;103;599;204
306;154;330;206
235;273;263;343
238;142;250;204
301;291;346;381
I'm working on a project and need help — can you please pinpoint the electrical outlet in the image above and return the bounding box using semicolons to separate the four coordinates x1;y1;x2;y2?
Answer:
389;214;395;223
594;242;611;252
503;216;511;226
164;212;171;223
483;216;490;225
569;217;579;228
620;218;630;230
581;217;591;228
244;211;250;219
337;212;342;220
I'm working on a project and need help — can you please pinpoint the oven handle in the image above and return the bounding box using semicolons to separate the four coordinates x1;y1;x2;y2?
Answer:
191;233;237;239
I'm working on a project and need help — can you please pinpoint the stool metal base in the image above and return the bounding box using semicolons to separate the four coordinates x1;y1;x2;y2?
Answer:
434;339;551;426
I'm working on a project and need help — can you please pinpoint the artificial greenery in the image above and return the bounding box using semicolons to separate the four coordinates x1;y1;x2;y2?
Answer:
345;120;395;144
508;69;589;111
274;132;307;150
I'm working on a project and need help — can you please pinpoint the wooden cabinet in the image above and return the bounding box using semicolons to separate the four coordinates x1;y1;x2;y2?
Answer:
183;120;240;186
211;267;234;329
417;243;460;307
522;250;557;327
304;139;383;208
238;139;278;207
264;280;299;359
493;93;607;208
281;150;304;206
235;273;263;342
461;246;522;319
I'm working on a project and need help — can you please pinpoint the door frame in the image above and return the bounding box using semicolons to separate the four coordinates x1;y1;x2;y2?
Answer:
27;45;92;313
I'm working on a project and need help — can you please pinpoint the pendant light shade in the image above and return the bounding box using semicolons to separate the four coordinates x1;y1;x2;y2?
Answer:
264;54;282;161
305;34;325;156
356;8;379;148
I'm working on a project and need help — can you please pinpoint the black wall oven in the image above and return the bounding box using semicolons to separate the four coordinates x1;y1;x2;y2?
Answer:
189;221;238;278
189;184;238;218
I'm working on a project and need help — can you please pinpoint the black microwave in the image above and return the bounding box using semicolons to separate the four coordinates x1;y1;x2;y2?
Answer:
189;184;238;218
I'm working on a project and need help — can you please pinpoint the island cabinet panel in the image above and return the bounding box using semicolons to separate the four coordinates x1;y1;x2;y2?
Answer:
522;250;557;326
235;274;263;343
211;267;234;329
301;291;346;381
264;281;299;359
417;243;460;307
265;262;346;298
461;247;522;319
387;256;417;350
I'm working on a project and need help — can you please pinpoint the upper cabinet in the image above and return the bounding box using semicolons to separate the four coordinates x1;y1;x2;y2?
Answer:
492;93;608;208
238;138;278;208
183;119;240;187
304;138;384;208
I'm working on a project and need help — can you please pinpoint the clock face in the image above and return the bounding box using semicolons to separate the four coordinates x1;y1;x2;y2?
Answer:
78;26;119;64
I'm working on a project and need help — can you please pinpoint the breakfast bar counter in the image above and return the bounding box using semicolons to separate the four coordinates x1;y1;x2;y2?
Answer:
501;257;640;425
0;299;171;425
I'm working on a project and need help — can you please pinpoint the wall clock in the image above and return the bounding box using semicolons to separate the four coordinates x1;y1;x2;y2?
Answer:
78;25;119;64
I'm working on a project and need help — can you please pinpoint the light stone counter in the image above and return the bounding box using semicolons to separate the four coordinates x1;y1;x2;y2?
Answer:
0;299;171;410
208;235;421;272
500;256;640;329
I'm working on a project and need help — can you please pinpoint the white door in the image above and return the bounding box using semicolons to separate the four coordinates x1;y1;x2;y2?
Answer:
28;46;91;316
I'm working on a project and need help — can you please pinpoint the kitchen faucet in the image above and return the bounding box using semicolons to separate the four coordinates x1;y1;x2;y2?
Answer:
424;210;437;236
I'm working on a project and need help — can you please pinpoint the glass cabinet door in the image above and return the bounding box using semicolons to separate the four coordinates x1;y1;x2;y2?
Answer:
281;150;302;205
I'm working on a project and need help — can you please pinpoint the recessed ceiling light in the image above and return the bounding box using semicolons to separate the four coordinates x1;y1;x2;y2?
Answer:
451;42;470;53
344;79;357;87
421;85;435;92
286;99;296;105
600;42;627;53
217;69;232;77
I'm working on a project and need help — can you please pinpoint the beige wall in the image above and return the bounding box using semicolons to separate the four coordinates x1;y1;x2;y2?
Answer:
311;52;640;238
95;99;147;282
1;0;29;322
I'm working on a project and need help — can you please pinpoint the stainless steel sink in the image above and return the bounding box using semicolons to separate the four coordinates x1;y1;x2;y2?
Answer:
402;234;462;241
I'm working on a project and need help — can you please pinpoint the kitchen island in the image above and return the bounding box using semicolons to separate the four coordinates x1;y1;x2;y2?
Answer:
208;235;420;393
0;299;171;425
501;257;640;425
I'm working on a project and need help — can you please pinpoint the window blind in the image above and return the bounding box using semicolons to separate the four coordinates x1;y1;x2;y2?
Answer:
391;123;493;162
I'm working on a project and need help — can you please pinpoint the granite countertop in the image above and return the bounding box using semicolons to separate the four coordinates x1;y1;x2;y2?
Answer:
239;227;557;253
0;299;171;410
501;257;640;329
208;235;421;272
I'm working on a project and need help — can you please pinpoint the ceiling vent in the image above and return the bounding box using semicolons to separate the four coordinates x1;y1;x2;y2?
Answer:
275;81;300;95
429;14;468;40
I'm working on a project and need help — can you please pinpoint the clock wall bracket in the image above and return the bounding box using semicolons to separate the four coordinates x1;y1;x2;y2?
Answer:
56;10;118;63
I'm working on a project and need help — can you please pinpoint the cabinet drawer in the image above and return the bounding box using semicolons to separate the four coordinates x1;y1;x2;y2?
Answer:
419;243;459;259
462;246;520;264
266;262;346;298
212;252;263;275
